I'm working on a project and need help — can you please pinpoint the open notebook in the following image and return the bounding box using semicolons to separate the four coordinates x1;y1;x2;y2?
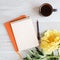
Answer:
4;15;39;52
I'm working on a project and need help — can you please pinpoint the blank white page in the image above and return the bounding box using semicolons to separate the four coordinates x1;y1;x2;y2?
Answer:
10;18;39;51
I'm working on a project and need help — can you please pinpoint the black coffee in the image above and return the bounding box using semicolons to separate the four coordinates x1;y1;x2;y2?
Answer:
40;3;53;16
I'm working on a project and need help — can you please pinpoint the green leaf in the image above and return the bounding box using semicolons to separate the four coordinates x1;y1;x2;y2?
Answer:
26;54;32;60
35;48;44;56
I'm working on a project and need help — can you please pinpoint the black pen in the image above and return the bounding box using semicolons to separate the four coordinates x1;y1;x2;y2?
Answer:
37;20;40;40
36;21;44;55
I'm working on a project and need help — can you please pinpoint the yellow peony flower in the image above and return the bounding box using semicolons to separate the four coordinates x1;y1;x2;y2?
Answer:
40;30;60;54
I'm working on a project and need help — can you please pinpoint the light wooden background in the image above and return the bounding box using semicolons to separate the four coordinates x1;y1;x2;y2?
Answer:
0;0;60;60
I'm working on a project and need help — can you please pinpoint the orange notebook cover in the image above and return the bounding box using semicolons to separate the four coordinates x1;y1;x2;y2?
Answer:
4;15;26;52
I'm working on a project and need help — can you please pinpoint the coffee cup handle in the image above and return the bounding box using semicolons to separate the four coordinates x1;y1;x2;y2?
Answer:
53;9;57;12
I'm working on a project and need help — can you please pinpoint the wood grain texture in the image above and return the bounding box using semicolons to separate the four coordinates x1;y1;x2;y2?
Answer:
0;0;60;60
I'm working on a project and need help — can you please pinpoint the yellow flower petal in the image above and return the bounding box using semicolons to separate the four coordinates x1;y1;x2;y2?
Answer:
40;30;60;54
